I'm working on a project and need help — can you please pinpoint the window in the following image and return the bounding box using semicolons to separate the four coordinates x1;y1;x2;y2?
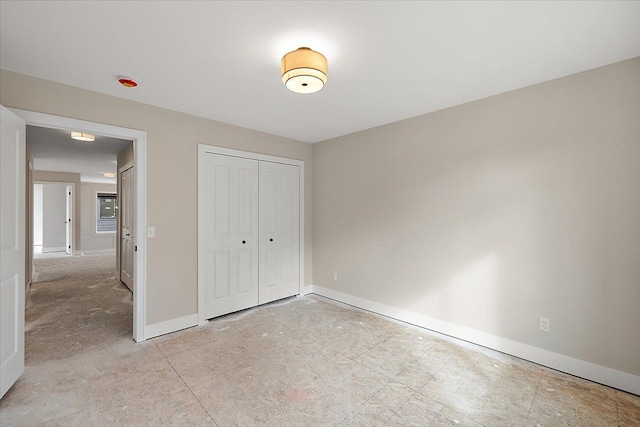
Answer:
97;193;117;233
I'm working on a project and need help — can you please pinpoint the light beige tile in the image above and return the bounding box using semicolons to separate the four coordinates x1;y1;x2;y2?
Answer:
3;252;631;427
526;375;618;426
617;389;640;427
387;391;444;426
430;407;484;426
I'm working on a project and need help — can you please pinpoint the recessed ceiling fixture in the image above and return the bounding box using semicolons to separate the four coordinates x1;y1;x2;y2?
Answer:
71;131;95;142
118;77;138;88
103;172;116;178
281;47;327;94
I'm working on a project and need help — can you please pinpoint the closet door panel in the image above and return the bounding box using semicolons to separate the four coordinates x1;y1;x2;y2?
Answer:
203;153;259;319
259;161;300;304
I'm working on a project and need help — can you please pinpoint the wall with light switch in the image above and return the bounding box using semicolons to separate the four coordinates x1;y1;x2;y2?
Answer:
0;69;314;327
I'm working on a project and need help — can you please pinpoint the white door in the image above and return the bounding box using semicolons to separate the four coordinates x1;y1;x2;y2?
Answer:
202;153;259;319
120;166;134;291
259;161;300;304
0;105;26;398
65;185;72;255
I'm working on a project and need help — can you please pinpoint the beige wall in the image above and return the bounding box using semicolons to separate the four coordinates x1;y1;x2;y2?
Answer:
1;70;313;326
32;170;81;254
313;58;640;376
80;183;117;251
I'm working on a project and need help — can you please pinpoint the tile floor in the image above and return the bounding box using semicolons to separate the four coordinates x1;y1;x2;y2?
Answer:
1;252;638;426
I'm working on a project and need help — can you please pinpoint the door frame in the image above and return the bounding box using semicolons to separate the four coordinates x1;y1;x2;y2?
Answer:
11;108;148;342
33;180;75;255
197;144;305;325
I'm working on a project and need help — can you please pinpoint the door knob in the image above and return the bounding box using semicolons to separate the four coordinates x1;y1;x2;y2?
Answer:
269;238;273;242
242;240;246;244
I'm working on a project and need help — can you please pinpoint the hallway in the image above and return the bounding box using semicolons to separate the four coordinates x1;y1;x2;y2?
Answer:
26;251;132;363
0;252;214;425
1;252;638;426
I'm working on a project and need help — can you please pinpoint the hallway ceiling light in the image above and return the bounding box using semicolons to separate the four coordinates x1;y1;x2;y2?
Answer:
103;172;116;178
71;131;95;142
281;47;327;94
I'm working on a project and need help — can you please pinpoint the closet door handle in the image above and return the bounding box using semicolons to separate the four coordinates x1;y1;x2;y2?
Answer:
269;238;273;242
242;240;246;244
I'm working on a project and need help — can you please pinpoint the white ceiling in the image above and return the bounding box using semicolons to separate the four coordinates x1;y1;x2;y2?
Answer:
28;126;132;184
2;1;639;143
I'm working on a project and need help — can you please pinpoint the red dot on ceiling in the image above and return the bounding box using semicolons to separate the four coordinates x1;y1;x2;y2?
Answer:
118;78;138;88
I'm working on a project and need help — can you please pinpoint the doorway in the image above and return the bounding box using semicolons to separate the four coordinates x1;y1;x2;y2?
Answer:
11;108;148;342
33;182;75;257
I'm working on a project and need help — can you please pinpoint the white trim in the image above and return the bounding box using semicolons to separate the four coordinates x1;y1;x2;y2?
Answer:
119;161;134;172
199;145;304;167
144;314;198;340
197;144;305;325
11;109;148;342
41;246;66;253
197;148;207;325
311;284;640;396
28;160;34;283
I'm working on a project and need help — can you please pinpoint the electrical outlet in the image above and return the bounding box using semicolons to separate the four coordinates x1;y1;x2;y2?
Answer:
332;272;338;281
540;317;551;333
147;226;155;238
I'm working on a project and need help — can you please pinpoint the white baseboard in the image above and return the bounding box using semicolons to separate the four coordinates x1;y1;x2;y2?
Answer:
144;314;198;340
311;285;640;396
301;284;313;296
42;246;65;253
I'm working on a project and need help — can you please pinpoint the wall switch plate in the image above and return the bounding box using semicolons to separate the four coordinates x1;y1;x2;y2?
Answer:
540;317;551;333
147;226;155;238
332;272;338;281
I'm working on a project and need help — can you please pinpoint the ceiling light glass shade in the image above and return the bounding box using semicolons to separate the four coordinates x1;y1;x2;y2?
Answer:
71;131;95;142
103;172;116;178
281;47;327;94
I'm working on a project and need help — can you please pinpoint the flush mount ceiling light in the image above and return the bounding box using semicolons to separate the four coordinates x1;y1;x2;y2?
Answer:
71;131;95;142
103;172;116;178
281;47;327;94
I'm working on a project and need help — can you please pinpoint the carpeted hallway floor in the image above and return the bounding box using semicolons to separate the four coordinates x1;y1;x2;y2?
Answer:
1;251;638;426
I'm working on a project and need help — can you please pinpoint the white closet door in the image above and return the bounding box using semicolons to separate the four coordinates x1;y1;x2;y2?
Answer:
259;161;300;304
203;154;259;318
